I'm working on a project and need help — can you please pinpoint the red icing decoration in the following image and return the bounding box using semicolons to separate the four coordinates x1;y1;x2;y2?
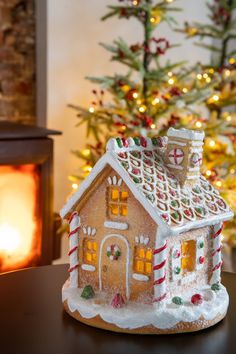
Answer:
161;213;169;221
191;294;203;305
170;190;177;197
173;250;180;259
184;209;191;217
132;168;140;175
157;192;165;199
193;196;201;203
111;293;125;308
199;256;204;264
153;241;167;255
121;138;129;147
140;137;147;147
118;152;127;159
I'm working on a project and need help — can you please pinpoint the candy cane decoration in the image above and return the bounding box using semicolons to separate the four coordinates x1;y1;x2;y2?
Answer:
210;222;223;285
153;238;168;307
68;211;80;288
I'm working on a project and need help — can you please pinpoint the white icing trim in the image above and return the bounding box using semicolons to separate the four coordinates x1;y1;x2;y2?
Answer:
189;148;203;153
81;264;96;272
188;167;200;172
107;177;112;185
191;141;204;147
181;272;196;284
98;234;130;298
132;273;149;282
113;175;117;185
104;221;128;230
186;174;200;179
118;178;122;186
62;282;229;330
167;128;205;141
83;226;97;236
167;164;184;171
168;140;187;147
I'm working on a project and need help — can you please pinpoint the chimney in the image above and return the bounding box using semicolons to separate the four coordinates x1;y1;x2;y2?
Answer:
164;128;205;187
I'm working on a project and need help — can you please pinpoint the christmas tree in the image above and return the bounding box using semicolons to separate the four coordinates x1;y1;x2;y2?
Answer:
178;0;236;243
69;0;213;181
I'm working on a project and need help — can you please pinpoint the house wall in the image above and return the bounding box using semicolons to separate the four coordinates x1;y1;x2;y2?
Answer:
167;226;212;298
73;166;157;303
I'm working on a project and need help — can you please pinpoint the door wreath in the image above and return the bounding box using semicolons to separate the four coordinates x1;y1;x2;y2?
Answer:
106;244;121;261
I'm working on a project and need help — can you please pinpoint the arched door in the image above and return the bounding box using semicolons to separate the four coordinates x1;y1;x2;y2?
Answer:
99;234;130;299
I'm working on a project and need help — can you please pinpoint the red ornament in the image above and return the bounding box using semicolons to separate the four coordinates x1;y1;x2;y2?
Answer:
199;256;204;264
191;294;203;306
111;293;125;309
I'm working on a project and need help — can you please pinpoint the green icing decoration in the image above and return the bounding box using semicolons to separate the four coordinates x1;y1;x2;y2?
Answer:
171;200;177;207
132;151;140;158
133;137;140;146
196;207;203;214
211;283;221;291
193;186;201;194
81;285;95;300
107;251;112;257
181;198;188;205
174;266;181;274
133;177;141;183
151;137;158;146
172;212;179;220
172;296;183;305
198;241;204;249
116;137;122;148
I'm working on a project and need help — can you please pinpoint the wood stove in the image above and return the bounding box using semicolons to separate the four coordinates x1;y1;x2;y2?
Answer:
0;121;61;273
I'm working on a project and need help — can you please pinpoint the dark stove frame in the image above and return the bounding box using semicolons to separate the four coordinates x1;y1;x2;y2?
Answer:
0;121;61;268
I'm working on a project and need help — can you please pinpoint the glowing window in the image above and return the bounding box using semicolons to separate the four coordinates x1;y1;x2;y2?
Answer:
133;246;152;275
181;240;196;272
83;238;97;265
108;186;129;217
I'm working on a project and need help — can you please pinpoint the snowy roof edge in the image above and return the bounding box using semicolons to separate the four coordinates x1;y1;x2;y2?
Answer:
60;151;233;236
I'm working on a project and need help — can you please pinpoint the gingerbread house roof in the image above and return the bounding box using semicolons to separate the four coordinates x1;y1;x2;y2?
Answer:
60;135;233;236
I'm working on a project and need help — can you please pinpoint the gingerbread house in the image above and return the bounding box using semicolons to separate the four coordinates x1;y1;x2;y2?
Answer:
61;128;233;334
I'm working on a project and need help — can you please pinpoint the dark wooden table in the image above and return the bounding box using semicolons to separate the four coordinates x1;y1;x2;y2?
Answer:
0;265;235;354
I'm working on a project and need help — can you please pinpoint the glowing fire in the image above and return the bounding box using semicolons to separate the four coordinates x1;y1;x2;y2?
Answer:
0;165;40;272
0;224;21;253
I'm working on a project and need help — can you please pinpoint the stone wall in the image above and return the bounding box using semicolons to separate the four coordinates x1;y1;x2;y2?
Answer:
0;0;35;124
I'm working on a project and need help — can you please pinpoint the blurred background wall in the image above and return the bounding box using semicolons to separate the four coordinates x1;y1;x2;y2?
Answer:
47;0;211;212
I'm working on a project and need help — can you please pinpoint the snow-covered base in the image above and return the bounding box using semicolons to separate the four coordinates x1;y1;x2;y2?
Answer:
62;280;229;331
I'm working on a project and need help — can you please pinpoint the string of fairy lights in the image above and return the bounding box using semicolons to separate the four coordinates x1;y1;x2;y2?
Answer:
71;52;236;193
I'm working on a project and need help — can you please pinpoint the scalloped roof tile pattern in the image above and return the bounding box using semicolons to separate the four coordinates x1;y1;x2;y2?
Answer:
110;136;231;228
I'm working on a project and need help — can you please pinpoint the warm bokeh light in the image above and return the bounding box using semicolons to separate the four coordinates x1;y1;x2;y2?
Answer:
89;106;95;113
0;165;38;272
